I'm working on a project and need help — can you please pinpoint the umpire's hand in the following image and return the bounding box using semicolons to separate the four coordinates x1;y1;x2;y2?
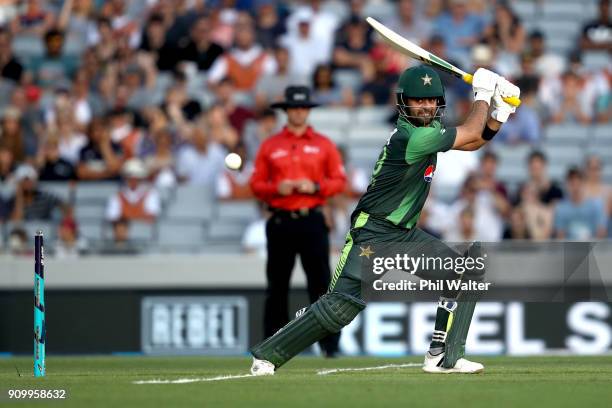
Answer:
296;179;317;194
278;180;295;196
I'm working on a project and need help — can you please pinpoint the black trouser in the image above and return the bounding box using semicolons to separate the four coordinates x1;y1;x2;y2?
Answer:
264;207;339;354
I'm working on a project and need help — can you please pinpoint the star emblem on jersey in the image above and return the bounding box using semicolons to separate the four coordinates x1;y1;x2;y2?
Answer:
424;164;435;183
359;246;375;259
421;74;432;86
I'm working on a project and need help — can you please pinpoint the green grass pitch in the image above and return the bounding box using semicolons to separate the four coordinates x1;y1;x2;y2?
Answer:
1;356;612;407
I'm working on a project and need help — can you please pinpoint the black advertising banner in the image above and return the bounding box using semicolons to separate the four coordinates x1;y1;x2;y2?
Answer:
0;289;610;355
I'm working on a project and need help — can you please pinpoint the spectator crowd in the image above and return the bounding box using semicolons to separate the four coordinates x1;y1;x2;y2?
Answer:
0;0;610;255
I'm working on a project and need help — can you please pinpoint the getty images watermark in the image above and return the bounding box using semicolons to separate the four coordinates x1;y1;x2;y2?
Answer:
369;252;491;292
359;241;612;303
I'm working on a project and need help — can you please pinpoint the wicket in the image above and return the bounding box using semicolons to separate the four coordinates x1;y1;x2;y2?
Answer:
34;230;45;377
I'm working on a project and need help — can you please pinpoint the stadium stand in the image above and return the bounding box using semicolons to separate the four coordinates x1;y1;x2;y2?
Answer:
0;0;609;253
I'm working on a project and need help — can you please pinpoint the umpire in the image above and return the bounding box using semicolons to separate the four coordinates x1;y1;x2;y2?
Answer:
250;86;346;357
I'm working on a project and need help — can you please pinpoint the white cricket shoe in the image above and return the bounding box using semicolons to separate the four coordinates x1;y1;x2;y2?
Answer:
250;357;275;376
422;351;484;374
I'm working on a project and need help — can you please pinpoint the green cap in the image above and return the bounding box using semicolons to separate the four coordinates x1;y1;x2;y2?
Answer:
396;65;445;103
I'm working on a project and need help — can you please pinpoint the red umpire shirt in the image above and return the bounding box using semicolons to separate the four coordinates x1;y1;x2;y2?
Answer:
250;126;346;210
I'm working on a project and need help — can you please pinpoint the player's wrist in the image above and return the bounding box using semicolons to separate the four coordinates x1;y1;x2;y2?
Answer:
481;124;499;141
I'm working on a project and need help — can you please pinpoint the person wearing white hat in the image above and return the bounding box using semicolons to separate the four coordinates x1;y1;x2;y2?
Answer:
279;8;328;80
105;158;161;223
286;0;339;63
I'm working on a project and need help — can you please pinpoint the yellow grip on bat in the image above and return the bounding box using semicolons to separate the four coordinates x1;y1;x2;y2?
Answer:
462;73;521;107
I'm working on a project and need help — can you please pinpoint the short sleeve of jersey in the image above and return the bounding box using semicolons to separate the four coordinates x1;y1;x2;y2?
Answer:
405;126;457;163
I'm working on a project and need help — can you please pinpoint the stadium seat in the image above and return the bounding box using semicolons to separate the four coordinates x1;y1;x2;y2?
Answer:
165;185;214;220
186;72;207;94
193;89;215;110
75;183;119;205
593;124;612;140
151;72;176;104
0;81;16;110
5;221;57;248
603;166;612;184
586;145;612;163
207;221;245;244
521;18;539;34
332;70;363;93
64;36;86;55
215;200;260;221
348;126;392;144
275;110;287;124
348;145;381;169
309;108;352;128
491;144;532;166
544;123;590;145
78;221;103;242
537;19;582;35
155;72;174;93
547;37;577;54
362;0;395;21
157;221;205;249
541;1;589;16
549;164;569;181
537;20;581;53
496;164;528;185
432;183;461;204
129;221;158;242
512;1;537;16
583;52;612;71
233;91;254;107
320;127;347;144
39;182;74;204
354;107;394;125
23;221;56;239
74;203;106;220
12;35;44;59
321;0;349;21
542;145;585;166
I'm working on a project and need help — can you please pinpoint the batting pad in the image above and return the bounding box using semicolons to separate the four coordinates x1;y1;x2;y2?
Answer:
443;242;486;368
251;292;365;368
442;290;479;368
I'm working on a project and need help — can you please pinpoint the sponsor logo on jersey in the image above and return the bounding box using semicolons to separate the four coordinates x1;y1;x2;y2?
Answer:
270;149;288;159
424;164;435;182
303;145;320;154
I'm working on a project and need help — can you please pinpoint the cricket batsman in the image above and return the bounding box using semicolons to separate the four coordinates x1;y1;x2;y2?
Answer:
250;65;520;375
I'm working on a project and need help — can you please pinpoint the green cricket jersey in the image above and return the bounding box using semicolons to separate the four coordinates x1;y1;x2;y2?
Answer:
352;117;457;229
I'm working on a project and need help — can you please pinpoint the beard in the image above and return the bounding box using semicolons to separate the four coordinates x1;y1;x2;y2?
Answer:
408;108;437;126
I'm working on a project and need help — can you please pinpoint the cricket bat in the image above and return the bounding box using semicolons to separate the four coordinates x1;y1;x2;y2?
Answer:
366;17;521;107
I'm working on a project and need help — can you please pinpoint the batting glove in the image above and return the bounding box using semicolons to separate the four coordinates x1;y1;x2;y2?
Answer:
491;77;520;123
472;68;499;105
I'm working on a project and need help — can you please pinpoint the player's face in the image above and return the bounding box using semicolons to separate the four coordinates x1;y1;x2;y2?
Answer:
406;97;438;126
286;107;310;128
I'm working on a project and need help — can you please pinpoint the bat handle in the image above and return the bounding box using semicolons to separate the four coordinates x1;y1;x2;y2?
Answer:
501;96;521;107
462;73;474;84
462;73;522;107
